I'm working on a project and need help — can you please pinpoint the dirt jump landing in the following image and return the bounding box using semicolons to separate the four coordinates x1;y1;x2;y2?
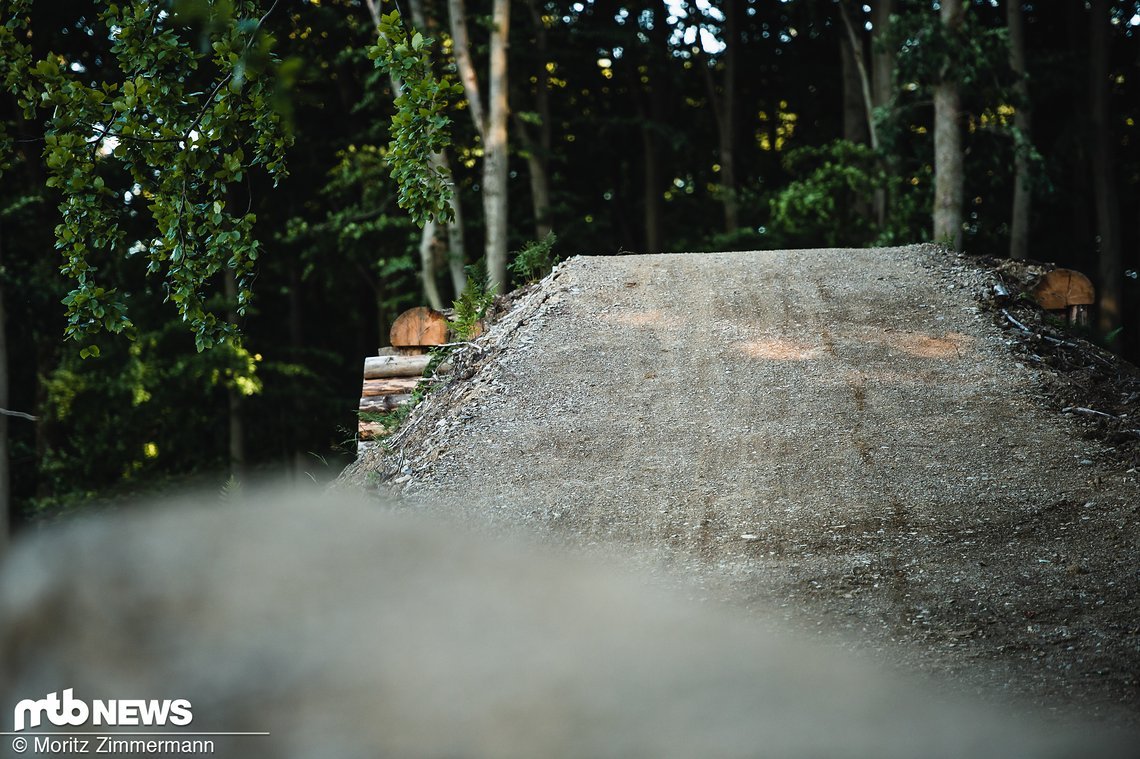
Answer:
348;245;1139;721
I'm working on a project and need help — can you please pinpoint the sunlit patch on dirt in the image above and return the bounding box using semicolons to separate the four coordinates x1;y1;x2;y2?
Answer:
737;339;821;361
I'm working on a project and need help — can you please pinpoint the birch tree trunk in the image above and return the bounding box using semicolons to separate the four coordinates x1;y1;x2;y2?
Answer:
449;0;510;291
1007;0;1031;261
483;0;511;290
444;157;467;297
1089;0;1122;335
418;218;445;310
933;2;965;250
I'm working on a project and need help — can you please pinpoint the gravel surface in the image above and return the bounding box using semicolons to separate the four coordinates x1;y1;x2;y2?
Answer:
344;245;1139;723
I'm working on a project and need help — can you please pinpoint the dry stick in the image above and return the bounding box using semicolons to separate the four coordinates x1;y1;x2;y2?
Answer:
1000;309;1115;367
1062;406;1119;421
0;408;37;421
1061;407;1140;438
436;341;484;351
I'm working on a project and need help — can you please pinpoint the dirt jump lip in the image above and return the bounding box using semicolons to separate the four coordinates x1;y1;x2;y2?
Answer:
351;245;1140;723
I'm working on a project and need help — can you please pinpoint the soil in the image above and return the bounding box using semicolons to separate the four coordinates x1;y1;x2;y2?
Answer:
342;245;1140;724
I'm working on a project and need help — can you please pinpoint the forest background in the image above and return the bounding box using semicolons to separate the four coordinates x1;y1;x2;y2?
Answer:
1;0;1138;537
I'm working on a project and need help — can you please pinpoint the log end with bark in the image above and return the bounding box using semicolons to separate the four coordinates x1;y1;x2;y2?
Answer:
1032;268;1096;325
390;307;449;348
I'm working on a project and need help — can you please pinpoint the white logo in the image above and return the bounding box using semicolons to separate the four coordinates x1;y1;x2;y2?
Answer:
13;689;193;732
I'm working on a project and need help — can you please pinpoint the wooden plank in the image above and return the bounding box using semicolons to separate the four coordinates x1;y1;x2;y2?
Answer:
359;394;412;413
390;306;449;347
362;377;422;397
358;421;388;441
378;346;427;357
364;354;431;379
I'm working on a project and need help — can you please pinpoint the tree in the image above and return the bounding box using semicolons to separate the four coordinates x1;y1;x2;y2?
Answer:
514;0;554;241
1007;0;1031;261
1;0;293;353
364;0;466;308
0;218;8;550
701;0;739;234
449;0;511;290
1088;0;1122;336
836;1;878;152
870;0;893;226
933;1;965;250
633;3;671;253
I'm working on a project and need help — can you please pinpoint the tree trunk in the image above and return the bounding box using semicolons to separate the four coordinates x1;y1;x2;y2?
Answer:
223;271;245;481
840;38;869;146
933;2;965;250
1089;0;1121;336
0;218;9;553
703;0;739;234
418;218;445;310
483;0;511;290
1007;0;1031;261
449;0;510;290
641;127;662;253
871;0;893;226
837;3;877;150
367;0;463;303
288;263;307;479
442;152;467;297
517;0;553;241
711;0;738;230
448;0;487;143
406;0;466;298
639;4;670;253
871;0;893;111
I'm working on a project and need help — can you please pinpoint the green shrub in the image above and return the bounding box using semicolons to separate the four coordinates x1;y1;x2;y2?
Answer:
508;232;559;285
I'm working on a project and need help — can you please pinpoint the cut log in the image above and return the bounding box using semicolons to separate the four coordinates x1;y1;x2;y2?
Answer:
358;421;388;440
359;394;412;413
390;307;449;347
364;354;431;379
1032;269;1095;311
362;377;422;397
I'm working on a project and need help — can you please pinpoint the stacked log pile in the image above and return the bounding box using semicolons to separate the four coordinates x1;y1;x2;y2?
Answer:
358;308;448;451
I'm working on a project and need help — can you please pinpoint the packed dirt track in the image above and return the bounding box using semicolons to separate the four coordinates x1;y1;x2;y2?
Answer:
348;245;1140;722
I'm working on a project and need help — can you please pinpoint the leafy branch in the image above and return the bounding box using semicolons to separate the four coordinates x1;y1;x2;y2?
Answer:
367;10;462;228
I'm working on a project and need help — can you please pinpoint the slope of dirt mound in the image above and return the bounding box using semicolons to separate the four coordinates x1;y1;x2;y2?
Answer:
343;245;1139;722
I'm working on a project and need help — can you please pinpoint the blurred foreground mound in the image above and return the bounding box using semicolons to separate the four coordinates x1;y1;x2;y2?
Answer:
0;489;1128;758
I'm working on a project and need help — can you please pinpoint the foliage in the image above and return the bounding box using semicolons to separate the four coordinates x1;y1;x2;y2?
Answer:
888;1;1012;95
367;10;462;228
1;0;295;352
769;141;886;248
508;232;558;285
450;263;496;341
6;0;1140;519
